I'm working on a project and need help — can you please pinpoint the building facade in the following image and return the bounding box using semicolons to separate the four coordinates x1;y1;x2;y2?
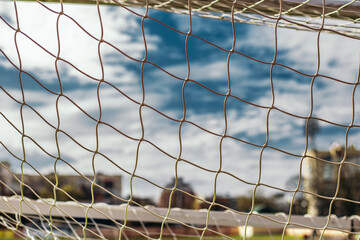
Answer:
0;161;122;204
303;144;360;216
159;177;196;209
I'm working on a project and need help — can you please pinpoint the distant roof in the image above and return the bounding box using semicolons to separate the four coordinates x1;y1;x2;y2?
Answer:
313;145;360;162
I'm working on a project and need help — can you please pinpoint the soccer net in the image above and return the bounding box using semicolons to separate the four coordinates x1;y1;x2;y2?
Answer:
0;0;359;239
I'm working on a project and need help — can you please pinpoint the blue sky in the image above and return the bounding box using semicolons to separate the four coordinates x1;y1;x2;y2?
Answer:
0;2;359;201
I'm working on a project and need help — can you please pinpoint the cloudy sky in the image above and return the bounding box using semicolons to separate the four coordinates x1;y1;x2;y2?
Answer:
0;1;359;202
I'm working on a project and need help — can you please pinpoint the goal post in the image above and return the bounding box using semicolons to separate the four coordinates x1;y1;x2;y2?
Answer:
0;0;360;239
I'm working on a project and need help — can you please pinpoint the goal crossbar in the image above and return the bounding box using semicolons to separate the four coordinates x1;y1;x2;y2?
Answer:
0;196;356;231
13;0;360;21
11;0;360;39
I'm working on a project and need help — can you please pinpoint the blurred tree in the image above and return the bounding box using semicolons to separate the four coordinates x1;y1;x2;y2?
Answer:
285;175;308;215
56;184;85;201
236;196;252;212
39;187;53;199
236;194;282;213
198;195;237;210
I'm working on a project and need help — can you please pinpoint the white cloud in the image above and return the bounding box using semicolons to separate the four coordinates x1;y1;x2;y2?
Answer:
242;24;360;83
0;2;159;84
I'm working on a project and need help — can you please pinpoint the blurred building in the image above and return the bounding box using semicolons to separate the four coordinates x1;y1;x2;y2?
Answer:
0;162;14;196
158;177;196;209
303;144;360;216
0;161;122;204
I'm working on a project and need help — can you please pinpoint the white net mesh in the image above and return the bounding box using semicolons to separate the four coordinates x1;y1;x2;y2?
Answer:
0;0;360;239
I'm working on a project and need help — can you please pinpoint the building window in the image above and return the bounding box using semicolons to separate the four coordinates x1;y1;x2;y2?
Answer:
105;180;113;189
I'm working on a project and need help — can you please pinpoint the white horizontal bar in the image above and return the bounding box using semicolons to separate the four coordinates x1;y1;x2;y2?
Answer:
0;196;353;231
